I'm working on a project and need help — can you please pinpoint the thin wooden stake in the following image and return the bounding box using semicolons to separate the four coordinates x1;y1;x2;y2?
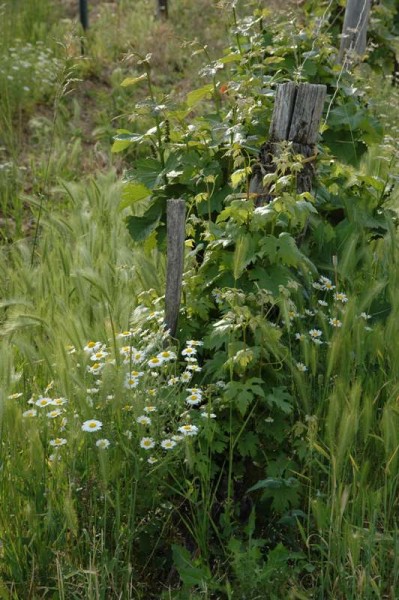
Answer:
338;0;372;64
165;199;185;337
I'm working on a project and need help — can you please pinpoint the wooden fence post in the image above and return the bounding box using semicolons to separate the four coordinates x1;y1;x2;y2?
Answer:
156;0;168;20
338;0;372;64
250;82;326;204
165;199;185;337
79;0;89;30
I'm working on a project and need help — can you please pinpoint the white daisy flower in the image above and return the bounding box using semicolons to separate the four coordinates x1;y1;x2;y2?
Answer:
180;371;192;382
187;364;202;372
296;362;308;372
51;397;68;406
87;362;104;375
143;406;157;413
329;317;342;328
168;377;179;386
90;350;109;361
200;412;216;419
147;456;158;464
81;419;103;432
295;333;305;341
8;392;23;400
182;346;197;357
318;300;328;307
22;409;37;418
35;397;52;408
161;439;177;450
124;378;139;390
334;292;348;303
157;350;177;361
47;409;63;419
148;356;164;368
49;438;67;447
84;341;103;354
136;415;152;426
360;312;371;320
178;424;199;436
186;393;202;406
140;437;155;450
117;331;132;339
186;340;204;347
309;329;322;339
96;438;110;449
87;388;100;394
172;434;183;441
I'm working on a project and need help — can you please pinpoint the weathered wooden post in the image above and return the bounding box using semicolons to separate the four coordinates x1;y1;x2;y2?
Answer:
165;199;185;337
156;0;168;20
338;0;372;64
250;82;327;204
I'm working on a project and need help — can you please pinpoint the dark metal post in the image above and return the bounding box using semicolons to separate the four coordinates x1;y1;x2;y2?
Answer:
79;0;89;30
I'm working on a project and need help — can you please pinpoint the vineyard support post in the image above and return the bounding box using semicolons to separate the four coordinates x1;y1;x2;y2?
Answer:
338;0;372;64
250;82;326;204
79;0;89;30
165;199;185;337
156;0;168;20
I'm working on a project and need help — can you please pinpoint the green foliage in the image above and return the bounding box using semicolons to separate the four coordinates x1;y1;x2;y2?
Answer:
0;0;399;598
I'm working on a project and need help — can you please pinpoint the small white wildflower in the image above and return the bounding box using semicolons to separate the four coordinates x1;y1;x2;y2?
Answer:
49;438;67;447
90;350;109;361
96;438;110;449
161;439;177;450
22;409;37;418
168;377;179;386
140;437;155;450
47;409;63;419
295;333;305;341
84;341;103;354
143;406;157;413
360;312;371;320
309;329;322;339
318;300;328;307
182;347;197;357
124;430;133;440
35;397;52;408
304;309;316;317
186;393;202;406
296;362;308;372
52;397;68;406
329;317;342;328
147;456;158;464
200;412;216;419
187;364;202;372
87;362;104;375
334;292;348;303
136;415;152;426
178;424;199;437
8;392;23;400
157;350;177;361
186;340;204;347
124;378;139;390
265;417;274;423
86;388;100;394
148;356;164;368
180;371;192;382
312;282;323;290
117;331;132;339
172;434;183;441
82;419;103;432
